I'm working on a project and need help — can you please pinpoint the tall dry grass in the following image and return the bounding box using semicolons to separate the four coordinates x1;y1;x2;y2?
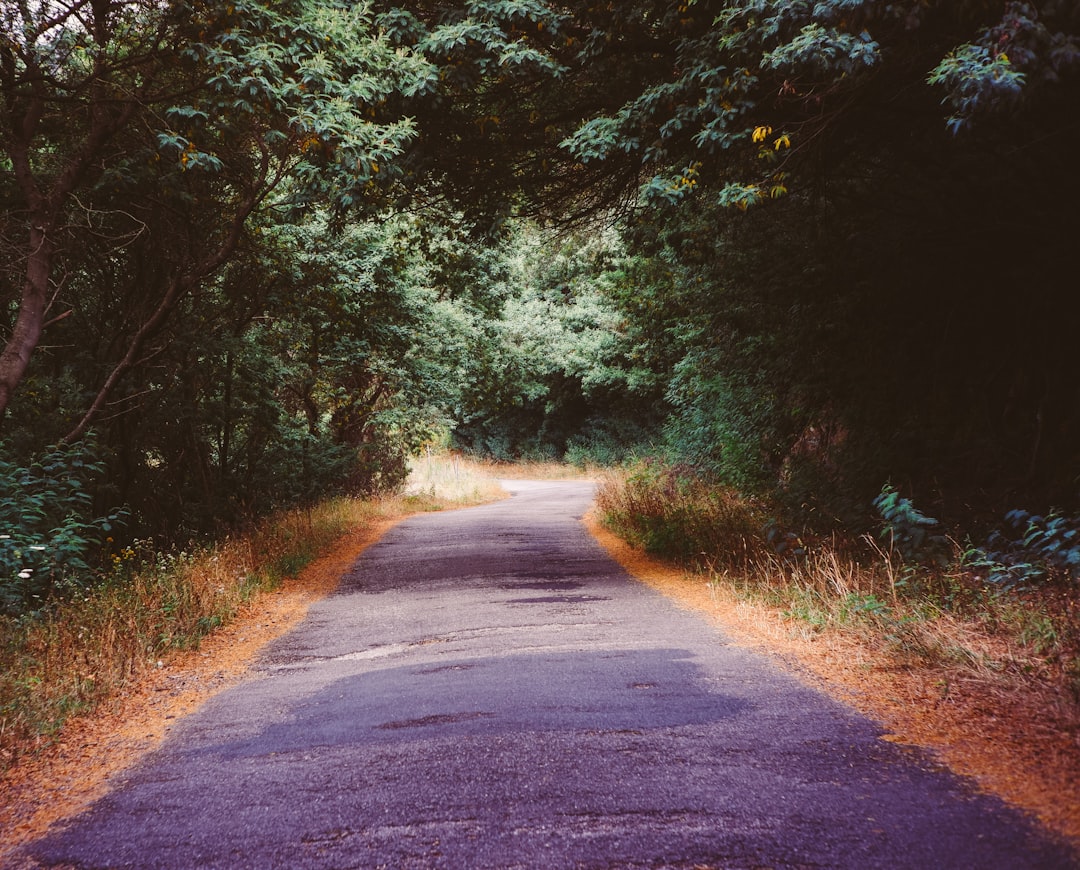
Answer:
596;462;1080;705
403;449;592;495
402;450;512;500
595;461;765;566
0;456;505;766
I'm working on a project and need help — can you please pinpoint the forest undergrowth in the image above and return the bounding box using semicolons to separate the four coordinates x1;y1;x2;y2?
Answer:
0;455;503;769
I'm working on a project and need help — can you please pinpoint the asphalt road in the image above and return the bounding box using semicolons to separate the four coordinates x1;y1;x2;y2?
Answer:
24;481;1077;868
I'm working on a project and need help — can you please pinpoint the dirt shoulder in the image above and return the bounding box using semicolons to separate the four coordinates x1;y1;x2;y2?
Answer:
583;512;1080;848
0;518;403;859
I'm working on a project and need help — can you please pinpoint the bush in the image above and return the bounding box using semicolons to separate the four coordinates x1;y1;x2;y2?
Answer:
596;460;765;567
0;441;127;615
873;484;949;565
965;509;1080;591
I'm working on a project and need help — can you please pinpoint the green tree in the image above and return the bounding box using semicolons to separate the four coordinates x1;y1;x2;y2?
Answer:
0;0;433;425
447;224;660;460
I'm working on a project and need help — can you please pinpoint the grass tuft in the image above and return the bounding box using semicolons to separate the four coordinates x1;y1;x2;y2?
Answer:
595;460;765;568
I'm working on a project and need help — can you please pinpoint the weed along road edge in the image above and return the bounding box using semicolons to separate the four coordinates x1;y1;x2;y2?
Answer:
21;480;1076;869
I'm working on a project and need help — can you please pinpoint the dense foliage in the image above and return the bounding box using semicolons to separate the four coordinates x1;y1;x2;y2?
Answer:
2;0;1079;610
447;226;661;461
0;441;125;613
543;0;1080;526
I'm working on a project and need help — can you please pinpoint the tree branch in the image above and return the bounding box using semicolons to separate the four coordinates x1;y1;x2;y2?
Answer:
63;184;266;442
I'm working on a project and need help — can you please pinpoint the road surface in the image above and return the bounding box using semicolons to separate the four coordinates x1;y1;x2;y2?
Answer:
23;480;1076;868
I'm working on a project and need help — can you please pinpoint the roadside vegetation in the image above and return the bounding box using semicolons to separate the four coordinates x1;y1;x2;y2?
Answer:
596;461;1080;741
0;455;502;767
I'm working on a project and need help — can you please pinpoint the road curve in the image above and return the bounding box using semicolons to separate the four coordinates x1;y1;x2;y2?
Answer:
24;480;1076;868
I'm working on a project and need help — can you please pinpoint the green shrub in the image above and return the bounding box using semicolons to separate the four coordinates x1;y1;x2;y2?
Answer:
965;509;1080;591
0;441;127;615
873;484;948;565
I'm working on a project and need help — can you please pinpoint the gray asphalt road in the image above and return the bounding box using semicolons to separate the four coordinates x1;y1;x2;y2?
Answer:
24;481;1077;868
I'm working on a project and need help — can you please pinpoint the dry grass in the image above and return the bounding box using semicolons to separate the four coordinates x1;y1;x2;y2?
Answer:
596;464;1080;700
434;452;596;481
736;542;1080;701
594;464;1080;840
402;451;514;499
0;455;505;769
595;463;765;565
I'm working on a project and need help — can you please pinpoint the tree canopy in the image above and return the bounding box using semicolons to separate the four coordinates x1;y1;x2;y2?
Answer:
2;0;1079;607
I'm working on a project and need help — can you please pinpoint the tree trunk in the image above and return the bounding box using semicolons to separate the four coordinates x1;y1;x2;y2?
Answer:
0;224;52;423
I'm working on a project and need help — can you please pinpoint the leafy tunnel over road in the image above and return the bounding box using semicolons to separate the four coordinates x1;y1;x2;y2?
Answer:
23;481;1077;868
